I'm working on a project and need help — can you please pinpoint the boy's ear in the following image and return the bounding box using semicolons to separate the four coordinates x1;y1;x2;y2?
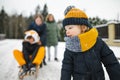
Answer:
81;25;88;33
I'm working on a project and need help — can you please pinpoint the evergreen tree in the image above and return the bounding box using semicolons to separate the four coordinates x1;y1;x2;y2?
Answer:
88;16;108;26
0;7;9;34
0;6;9;39
35;5;41;15
17;14;27;39
9;14;18;38
26;14;34;26
42;4;48;21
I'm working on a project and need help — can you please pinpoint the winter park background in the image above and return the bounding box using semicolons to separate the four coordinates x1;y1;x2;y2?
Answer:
0;0;120;80
0;39;120;80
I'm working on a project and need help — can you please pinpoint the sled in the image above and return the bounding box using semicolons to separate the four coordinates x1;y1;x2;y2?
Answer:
18;65;39;80
13;47;45;80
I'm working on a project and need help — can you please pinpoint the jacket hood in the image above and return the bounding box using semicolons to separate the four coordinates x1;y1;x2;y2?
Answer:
24;30;40;44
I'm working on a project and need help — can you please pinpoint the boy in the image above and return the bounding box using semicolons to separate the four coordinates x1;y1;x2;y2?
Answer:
13;30;45;76
61;6;120;80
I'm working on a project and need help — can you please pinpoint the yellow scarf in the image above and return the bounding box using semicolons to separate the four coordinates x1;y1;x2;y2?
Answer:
78;28;98;52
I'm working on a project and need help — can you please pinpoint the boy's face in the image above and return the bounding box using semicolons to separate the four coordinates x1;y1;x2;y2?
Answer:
28;38;34;44
65;25;81;37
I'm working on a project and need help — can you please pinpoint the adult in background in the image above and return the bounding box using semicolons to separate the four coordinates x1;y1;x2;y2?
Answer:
45;14;60;61
27;14;47;66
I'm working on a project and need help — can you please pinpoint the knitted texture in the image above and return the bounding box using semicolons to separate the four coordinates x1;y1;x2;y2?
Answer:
64;36;81;52
65;8;88;19
63;7;91;28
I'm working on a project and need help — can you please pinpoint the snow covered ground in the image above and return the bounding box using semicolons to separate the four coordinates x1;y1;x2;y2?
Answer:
0;39;120;80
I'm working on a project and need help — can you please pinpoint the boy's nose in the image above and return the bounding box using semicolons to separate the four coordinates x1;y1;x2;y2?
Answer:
66;31;70;36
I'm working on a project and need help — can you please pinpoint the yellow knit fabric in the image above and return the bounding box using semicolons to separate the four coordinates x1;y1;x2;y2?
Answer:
13;46;45;66
65;8;88;19
33;46;45;65
78;28;98;52
13;49;26;66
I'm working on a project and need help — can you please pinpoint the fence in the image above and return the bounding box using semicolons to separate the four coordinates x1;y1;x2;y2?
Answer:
0;34;6;40
95;21;120;46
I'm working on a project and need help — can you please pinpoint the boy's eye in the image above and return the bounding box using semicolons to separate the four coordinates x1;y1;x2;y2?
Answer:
65;26;73;30
69;27;72;29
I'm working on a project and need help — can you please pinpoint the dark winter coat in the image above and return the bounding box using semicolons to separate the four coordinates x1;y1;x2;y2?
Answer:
61;28;120;80
28;22;46;46
22;41;40;64
46;21;60;46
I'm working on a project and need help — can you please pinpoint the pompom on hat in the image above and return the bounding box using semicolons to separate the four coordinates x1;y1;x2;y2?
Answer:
63;6;92;28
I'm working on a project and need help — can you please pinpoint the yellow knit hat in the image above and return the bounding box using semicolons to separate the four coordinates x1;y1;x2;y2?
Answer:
65;8;88;19
63;6;91;28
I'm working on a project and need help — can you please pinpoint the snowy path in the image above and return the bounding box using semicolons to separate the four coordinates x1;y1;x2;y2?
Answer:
0;39;65;80
0;39;120;80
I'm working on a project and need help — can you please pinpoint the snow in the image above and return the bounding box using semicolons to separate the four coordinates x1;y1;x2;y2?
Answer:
0;39;120;80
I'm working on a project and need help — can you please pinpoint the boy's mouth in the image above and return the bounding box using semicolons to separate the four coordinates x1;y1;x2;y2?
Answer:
67;35;73;37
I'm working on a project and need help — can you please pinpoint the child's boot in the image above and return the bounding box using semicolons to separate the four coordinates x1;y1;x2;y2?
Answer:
28;63;36;74
19;64;28;77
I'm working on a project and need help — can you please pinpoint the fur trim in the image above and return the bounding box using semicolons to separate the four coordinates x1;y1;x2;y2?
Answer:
24;30;40;44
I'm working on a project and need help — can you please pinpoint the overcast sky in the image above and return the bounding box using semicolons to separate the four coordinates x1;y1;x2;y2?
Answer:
0;0;120;21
